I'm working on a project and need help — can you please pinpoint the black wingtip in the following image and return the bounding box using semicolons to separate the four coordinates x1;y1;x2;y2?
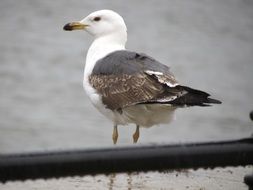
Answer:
207;98;222;104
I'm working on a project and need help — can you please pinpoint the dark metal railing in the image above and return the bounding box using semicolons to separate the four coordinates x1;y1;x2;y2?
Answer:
0;137;252;182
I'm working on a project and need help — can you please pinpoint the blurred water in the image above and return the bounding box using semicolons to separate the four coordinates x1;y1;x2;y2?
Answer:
0;0;253;153
0;0;253;189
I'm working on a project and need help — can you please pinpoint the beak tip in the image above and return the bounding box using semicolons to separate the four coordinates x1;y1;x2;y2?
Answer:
63;23;72;31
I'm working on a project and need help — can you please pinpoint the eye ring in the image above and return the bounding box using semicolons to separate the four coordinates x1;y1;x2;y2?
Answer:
93;17;101;22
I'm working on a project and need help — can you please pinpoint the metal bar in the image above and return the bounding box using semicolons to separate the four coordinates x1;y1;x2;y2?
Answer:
244;173;253;190
0;137;253;182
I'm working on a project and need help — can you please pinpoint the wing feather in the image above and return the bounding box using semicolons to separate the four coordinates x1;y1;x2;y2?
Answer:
89;50;182;110
89;73;167;110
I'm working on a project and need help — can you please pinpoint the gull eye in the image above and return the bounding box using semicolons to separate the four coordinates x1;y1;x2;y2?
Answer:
93;17;101;22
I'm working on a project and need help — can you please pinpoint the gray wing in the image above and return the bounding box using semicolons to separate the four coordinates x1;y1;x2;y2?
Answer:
92;50;177;82
89;50;180;110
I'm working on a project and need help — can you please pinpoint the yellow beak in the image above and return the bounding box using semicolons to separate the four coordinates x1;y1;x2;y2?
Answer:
63;22;88;31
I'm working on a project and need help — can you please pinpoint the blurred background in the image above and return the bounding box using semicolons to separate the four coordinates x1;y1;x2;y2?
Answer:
0;0;253;189
0;0;253;153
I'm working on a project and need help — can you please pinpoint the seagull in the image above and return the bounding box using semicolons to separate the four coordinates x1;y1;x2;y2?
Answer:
63;10;221;144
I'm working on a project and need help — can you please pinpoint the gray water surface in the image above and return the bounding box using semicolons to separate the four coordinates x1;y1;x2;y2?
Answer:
0;0;253;153
1;1;253;189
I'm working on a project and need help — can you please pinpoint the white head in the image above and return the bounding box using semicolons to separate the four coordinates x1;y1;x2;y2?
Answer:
64;10;127;45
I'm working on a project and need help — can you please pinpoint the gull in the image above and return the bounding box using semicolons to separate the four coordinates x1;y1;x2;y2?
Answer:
63;10;221;144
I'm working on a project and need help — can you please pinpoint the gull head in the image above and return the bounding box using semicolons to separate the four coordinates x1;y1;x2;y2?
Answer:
64;10;127;44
